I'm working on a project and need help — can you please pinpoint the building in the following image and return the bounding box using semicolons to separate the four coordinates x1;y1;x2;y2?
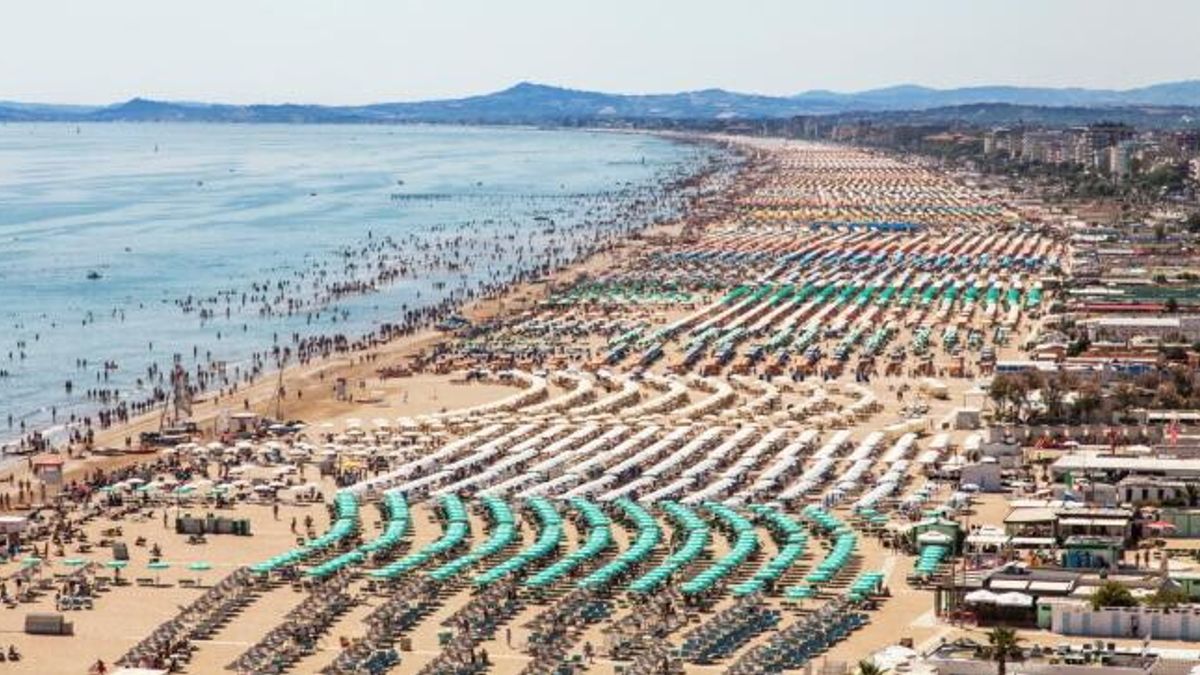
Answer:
1080;315;1200;343
1051;453;1200;482
1021;130;1069;164
1075;123;1136;170
959;459;1003;492
1053;602;1200;640
1116;476;1186;505
1108;140;1140;179
983;127;1020;157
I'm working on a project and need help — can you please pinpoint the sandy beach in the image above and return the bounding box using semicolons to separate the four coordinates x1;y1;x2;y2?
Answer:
4;133;1189;675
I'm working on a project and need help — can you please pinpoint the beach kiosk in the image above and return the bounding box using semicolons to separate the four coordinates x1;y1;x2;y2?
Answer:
0;515;27;556
1061;536;1122;569
30;454;65;487
229;412;261;435
909;518;961;553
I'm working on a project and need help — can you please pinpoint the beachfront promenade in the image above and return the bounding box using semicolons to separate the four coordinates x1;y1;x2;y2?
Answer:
0;139;1083;674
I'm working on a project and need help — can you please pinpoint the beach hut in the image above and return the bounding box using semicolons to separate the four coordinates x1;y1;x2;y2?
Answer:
31;454;66;487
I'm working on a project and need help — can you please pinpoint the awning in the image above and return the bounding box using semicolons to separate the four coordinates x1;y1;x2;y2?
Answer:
1028;580;1074;594
964;589;998;604
1010;537;1056;547
1058;518;1128;528
995;591;1035;607
918;530;953;545
1004;508;1057;524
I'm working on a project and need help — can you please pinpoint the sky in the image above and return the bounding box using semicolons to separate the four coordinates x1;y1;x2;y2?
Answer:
3;0;1199;105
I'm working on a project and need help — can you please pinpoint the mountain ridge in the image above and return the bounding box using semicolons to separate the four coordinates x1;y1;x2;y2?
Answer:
4;80;1200;124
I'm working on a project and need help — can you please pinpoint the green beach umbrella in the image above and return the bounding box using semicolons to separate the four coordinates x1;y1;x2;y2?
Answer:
188;561;212;586
105;560;128;569
62;558;88;567
20;556;42;568
148;560;171;586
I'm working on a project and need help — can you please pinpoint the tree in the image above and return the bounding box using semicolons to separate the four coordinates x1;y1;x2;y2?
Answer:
1072;383;1103;423
1090;581;1138;610
1145;586;1189;608
1112;383;1140;416
1042;376;1066;422
983;626;1023;675
989;376;1015;420
1185;212;1200;233
857;660;884;675
1006;375;1033;422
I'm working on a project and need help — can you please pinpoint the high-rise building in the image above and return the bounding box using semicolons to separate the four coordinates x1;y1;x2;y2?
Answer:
1109;140;1139;178
983;127;1020;157
1076;123;1136;171
1021;130;1068;164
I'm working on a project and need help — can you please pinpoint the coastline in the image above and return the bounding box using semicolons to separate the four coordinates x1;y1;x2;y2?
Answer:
0;131;752;504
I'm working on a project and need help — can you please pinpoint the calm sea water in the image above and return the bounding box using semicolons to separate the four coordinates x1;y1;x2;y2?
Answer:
0;123;706;443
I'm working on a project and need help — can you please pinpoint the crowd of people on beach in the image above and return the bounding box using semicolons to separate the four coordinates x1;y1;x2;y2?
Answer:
3;147;735;459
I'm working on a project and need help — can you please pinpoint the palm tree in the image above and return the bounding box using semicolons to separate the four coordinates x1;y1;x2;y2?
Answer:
857;661;884;675
983;626;1023;675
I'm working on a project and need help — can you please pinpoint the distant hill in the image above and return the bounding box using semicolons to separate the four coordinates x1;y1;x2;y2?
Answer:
812;102;1200;130
3;80;1200;125
787;81;1200;110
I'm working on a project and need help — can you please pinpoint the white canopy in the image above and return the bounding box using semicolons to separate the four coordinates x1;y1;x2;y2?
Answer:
963;589;997;604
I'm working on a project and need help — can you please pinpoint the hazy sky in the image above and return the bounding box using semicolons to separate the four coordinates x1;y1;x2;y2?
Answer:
4;0;1199;104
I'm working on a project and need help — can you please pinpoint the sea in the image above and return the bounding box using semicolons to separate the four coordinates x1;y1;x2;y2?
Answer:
0;123;712;446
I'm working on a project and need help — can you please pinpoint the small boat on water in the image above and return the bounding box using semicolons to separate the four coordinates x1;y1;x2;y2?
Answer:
86;270;102;280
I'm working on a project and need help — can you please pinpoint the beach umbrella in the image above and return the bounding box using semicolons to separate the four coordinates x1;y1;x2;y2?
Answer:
105;560;128;580
61;558;88;567
188;561;212;585
148;560;171;586
20;556;42;568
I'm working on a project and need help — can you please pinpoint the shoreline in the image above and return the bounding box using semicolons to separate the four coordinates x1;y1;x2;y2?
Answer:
0;131;753;503
0;127;723;444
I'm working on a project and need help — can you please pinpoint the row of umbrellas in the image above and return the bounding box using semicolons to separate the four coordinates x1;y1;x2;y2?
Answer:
18;557;213;573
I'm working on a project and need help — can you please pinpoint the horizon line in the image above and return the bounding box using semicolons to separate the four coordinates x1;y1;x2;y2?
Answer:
5;77;1200;109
